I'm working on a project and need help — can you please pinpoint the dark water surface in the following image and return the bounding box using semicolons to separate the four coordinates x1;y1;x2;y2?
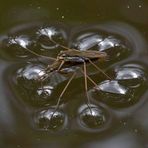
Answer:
0;0;148;148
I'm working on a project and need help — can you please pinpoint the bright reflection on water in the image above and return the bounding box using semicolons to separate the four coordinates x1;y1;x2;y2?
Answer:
1;35;32;58
16;64;46;89
96;80;128;95
116;68;142;79
98;36;123;51
17;64;45;81
34;108;67;131
115;63;146;88
72;33;103;51
8;35;31;49
37;27;57;38
37;85;53;97
36;26;67;50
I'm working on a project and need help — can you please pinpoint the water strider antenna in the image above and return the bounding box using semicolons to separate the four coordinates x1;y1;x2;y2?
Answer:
13;37;56;61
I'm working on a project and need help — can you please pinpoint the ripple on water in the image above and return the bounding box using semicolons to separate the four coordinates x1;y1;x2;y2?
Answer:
3;22;147;134
34;108;67;131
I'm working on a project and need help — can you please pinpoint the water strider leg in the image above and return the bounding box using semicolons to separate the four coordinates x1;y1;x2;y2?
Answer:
88;59;112;80
40;72;54;91
83;61;93;114
39;60;65;92
39;59;65;85
50;72;76;119
57;60;65;71
80;64;102;94
80;69;98;87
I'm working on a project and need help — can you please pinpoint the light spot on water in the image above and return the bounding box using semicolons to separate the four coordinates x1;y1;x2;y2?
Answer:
37;85;53;97
37;6;41;10
37;27;57;38
9;36;30;49
97;80;127;95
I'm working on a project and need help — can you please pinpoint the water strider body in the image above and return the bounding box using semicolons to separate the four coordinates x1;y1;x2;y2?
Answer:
45;49;108;73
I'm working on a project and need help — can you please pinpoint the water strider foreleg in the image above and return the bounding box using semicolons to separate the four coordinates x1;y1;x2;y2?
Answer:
25;47;56;60
49;37;71;50
13;36;56;61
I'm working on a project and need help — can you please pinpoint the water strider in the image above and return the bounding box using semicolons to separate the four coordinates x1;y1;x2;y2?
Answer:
23;36;111;120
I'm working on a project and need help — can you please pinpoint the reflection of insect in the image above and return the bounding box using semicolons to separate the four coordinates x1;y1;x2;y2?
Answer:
25;37;111;115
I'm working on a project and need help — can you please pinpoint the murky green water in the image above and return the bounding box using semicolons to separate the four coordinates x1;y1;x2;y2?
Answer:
0;0;148;148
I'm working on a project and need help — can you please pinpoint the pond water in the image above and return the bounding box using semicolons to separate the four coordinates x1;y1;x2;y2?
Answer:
0;0;148;148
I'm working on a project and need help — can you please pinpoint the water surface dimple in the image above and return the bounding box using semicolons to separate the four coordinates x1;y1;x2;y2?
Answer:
71;32;103;51
77;104;111;132
97;80;128;95
34;108;67;131
35;26;68;57
115;63;146;88
16;63;47;89
90;80;135;108
98;36;122;51
98;36;130;62
1;35;32;59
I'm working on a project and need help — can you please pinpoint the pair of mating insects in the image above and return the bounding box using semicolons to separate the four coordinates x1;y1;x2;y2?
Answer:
25;36;111;114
